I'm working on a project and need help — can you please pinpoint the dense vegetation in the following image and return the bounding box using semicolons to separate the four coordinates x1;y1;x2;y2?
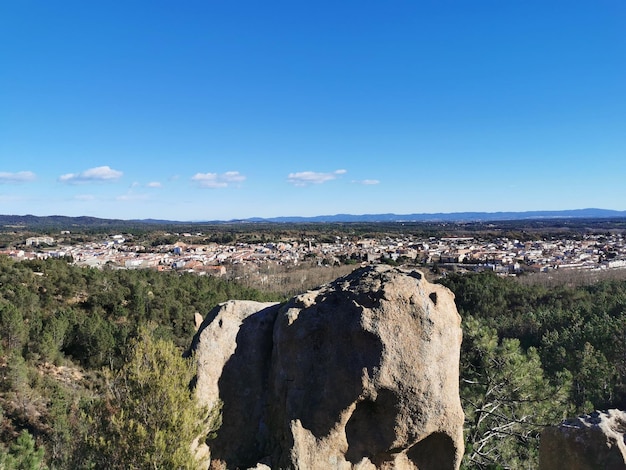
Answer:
0;256;280;469
2;247;626;469
439;271;626;469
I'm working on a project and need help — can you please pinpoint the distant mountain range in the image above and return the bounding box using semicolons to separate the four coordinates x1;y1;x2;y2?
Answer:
1;208;626;228
240;208;626;223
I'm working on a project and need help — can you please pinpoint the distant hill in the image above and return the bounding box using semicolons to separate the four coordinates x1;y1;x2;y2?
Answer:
0;214;124;227
1;209;626;229
0;214;179;230
235;208;626;223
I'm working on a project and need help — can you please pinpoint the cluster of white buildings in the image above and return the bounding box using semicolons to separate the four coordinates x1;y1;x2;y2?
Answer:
417;234;626;273
2;231;626;277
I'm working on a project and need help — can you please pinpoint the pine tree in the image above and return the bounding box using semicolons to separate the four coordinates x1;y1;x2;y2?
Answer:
0;430;47;470
461;316;572;469
0;303;28;353
84;324;209;469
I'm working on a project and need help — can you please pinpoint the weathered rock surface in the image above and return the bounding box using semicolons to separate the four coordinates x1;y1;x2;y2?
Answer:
188;265;464;469
539;409;626;470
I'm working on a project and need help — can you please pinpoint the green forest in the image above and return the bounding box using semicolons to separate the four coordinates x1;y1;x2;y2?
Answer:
1;255;626;468
438;271;626;469
0;256;280;469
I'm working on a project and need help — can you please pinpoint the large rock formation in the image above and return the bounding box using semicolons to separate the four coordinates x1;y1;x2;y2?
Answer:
539;409;626;470
188;265;464;469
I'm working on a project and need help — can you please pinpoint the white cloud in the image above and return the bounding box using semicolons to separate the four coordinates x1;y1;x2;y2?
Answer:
116;193;149;201
222;171;246;183
58;165;123;184
360;179;380;185
287;169;347;186
0;171;36;183
191;173;226;188
147;181;162;188
191;171;246;188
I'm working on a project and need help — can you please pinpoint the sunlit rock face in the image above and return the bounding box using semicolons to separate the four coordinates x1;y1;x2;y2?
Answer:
540;409;626;470
188;265;464;470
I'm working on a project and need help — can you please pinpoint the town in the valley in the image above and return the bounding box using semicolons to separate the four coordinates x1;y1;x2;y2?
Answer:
3;229;626;277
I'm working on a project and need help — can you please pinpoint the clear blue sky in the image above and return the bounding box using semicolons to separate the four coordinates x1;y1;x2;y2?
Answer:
1;1;625;221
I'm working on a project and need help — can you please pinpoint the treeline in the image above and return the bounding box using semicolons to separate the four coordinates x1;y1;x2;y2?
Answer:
0;256;281;468
439;271;626;469
4;215;626;246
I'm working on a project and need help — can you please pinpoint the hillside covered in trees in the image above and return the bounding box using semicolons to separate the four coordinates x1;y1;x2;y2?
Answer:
1;254;626;468
0;256;281;468
438;271;626;468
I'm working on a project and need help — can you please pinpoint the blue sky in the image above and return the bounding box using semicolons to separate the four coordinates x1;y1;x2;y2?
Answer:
1;1;625;221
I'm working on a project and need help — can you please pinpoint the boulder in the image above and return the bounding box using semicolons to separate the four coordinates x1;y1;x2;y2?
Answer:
188;300;281;467
539;409;626;470
188;265;464;469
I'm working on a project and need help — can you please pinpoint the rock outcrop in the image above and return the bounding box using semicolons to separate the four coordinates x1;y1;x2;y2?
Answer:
539;409;626;470
188;265;464;469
